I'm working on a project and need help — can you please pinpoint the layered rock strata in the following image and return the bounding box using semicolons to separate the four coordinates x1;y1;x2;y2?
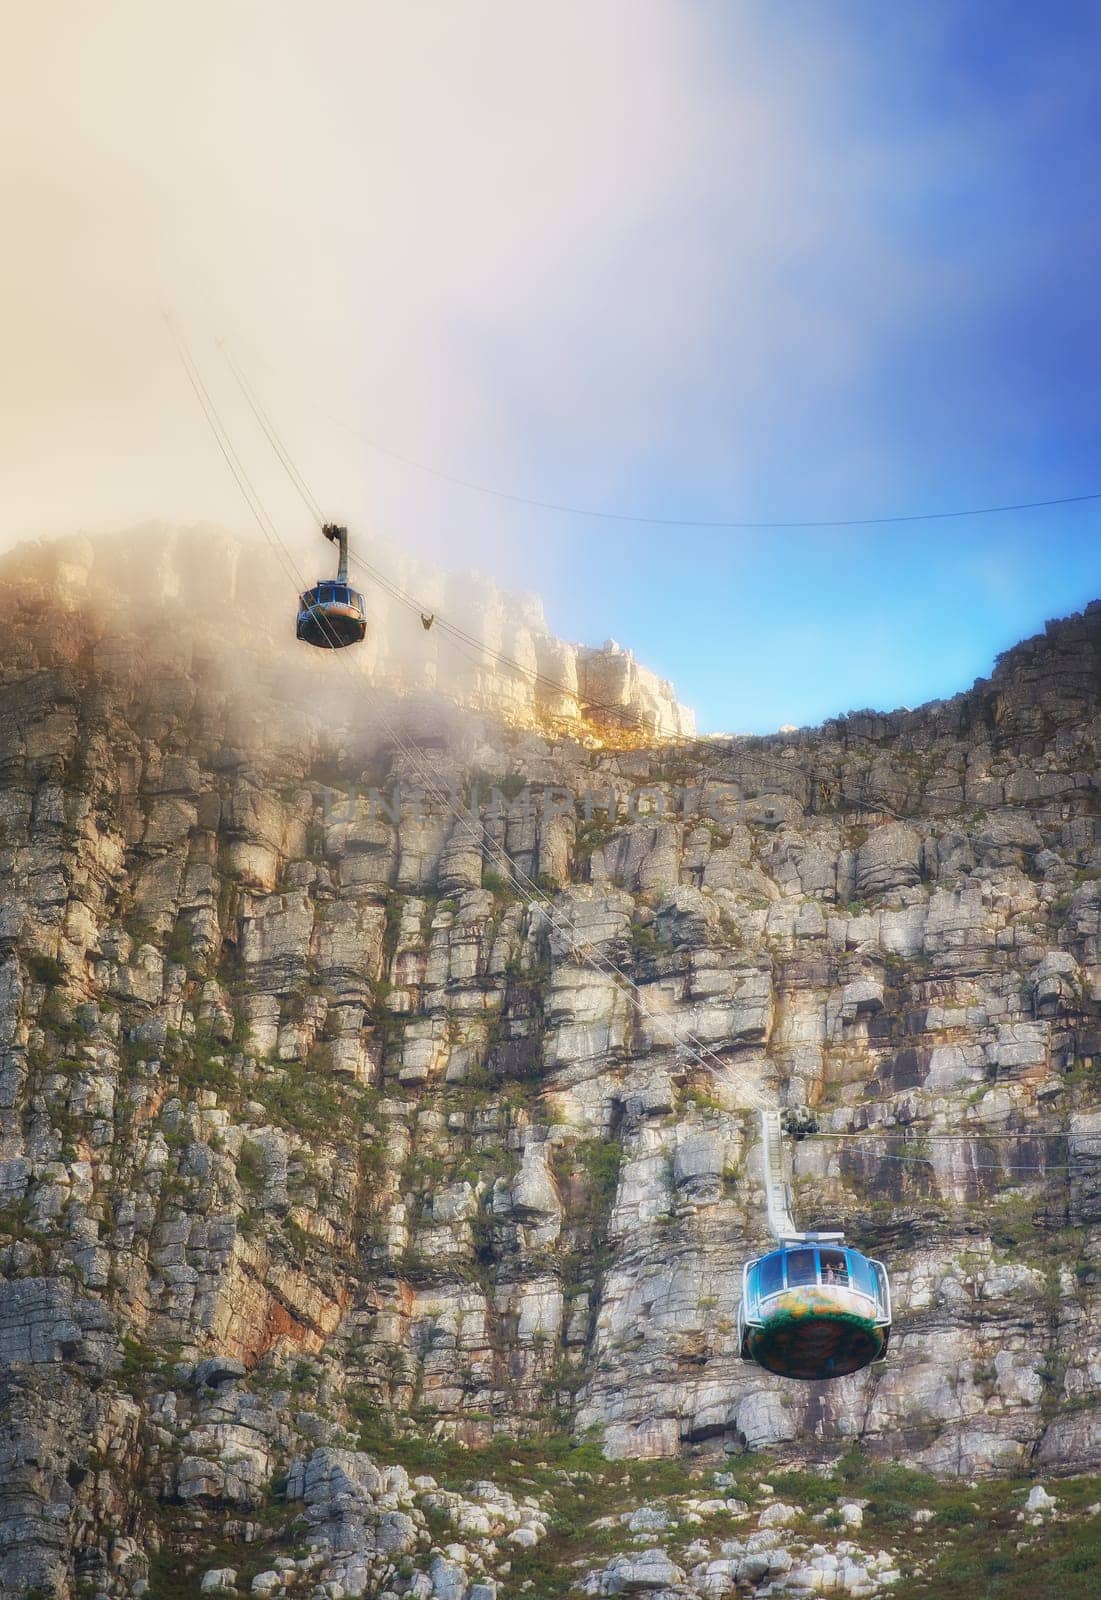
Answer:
1;532;1100;1597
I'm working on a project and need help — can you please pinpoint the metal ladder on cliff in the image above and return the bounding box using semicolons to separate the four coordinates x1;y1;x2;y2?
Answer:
760;1109;845;1248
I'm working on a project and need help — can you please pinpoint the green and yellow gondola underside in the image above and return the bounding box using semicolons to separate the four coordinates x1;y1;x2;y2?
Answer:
742;1286;889;1380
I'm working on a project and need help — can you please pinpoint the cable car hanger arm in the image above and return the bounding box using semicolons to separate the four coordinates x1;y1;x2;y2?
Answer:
761;1109;843;1247
323;522;349;584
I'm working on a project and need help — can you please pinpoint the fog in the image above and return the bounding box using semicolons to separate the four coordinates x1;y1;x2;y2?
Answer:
0;3;899;583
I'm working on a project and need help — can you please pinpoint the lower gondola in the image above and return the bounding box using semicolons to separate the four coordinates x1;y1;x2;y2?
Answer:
738;1243;891;1380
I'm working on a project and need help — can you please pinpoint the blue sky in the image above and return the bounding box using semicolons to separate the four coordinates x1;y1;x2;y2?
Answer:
514;2;1101;729
4;2;1100;732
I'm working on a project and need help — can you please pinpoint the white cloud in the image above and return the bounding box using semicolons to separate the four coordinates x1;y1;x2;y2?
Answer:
0;2;919;570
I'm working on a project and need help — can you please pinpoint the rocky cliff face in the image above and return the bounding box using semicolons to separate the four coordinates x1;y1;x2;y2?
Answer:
2;530;1101;1600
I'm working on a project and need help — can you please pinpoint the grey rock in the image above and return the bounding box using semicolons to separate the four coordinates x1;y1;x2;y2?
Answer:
200;1568;238;1593
603;1549;686;1593
855;823;922;896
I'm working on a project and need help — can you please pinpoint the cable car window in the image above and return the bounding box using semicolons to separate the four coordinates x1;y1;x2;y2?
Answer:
873;1262;890;1316
745;1263;759;1308
851;1254;876;1300
820;1249;849;1286
785;1249;817;1288
759;1252;784;1299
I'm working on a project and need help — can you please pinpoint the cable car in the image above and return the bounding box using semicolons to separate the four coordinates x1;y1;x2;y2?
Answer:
296;523;366;649
738;1242;891;1379
738;1111;893;1380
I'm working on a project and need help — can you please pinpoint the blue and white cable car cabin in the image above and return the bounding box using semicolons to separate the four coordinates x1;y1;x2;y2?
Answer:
738;1112;892;1380
296;523;367;649
739;1242;891;1380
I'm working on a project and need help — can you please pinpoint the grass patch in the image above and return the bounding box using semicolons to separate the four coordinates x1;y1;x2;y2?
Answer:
891;1495;1101;1599
250;1060;369;1135
163;1030;238;1095
482;868;519;900
768;1468;843;1509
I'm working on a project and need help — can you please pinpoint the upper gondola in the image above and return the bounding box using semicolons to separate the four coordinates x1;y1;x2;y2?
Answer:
296;522;366;649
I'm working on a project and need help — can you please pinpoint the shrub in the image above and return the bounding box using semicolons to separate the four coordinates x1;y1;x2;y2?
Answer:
578;1139;623;1199
575;820;614;859
936;1500;976;1527
629;919;662;955
237;1139;267;1196
25;953;64;987
482;868;516;898
165;921;197;969
164;1030;237;1094
769;1468;838;1508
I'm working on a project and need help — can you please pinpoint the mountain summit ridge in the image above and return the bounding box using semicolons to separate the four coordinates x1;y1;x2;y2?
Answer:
0;524;696;743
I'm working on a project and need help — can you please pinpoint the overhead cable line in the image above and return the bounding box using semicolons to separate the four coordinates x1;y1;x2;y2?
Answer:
242;349;1101;530
220;341;695;742
345;456;1101;531
171;324;771;1110
805;1127;1101;1175
165;315;281;552
814;1130;1101;1143
824;1150;1092;1175
346;547;688;738
220;340;327;525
